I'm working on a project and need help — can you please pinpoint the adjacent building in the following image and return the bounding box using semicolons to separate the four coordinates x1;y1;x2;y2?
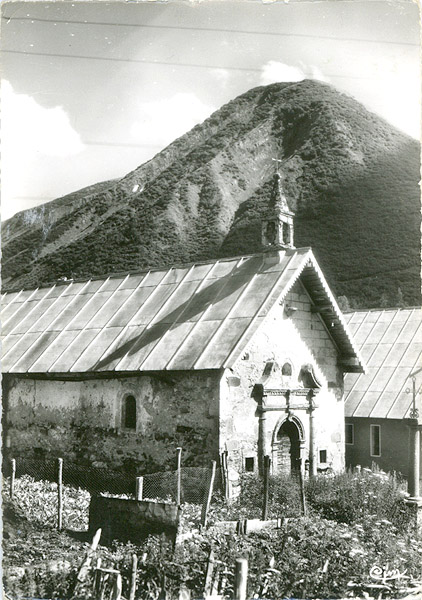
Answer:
344;308;422;479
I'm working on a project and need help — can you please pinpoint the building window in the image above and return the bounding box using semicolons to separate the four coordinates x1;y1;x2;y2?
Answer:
282;221;290;245
319;449;327;464
245;457;255;472
370;425;381;457
282;362;292;376
265;221;277;245
345;423;354;445
123;395;137;430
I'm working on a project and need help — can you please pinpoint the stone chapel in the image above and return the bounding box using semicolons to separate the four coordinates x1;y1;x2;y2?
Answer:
2;173;365;475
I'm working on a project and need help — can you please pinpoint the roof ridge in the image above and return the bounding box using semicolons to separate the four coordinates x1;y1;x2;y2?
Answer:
343;306;422;313
2;247;313;295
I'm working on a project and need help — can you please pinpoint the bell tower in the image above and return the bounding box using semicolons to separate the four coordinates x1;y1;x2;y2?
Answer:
261;166;295;249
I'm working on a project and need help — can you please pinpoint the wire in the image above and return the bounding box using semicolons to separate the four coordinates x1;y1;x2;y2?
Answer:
1;50;374;80
1;15;419;47
84;141;162;149
10;196;54;200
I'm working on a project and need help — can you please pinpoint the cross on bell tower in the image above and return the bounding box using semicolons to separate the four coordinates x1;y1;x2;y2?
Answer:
261;160;295;249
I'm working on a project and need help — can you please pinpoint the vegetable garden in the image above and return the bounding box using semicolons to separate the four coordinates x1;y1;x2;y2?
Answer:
3;468;422;599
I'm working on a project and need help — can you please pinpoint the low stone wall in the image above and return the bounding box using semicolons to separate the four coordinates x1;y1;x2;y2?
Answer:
89;495;181;545
210;517;288;535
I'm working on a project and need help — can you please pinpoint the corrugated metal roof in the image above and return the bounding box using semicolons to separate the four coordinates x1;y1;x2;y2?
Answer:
1;248;364;374
344;308;422;420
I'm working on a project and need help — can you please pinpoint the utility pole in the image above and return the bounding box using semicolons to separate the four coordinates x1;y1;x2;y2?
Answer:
405;373;422;536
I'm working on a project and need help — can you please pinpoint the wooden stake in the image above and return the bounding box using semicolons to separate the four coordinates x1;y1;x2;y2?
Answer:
135;476;143;501
234;558;248;600
159;573;169;600
57;458;63;530
129;554;138;600
201;461;216;528
220;453;227;499
94;557;102;597
10;458;16;499
211;569;220;597
95;567;120;575
99;573;109;600
255;556;279;599
262;455;270;521
112;573;122;600
76;528;102;583
176;447;182;505
224;451;230;500
299;460;307;517
220;450;230;500
203;549;215;598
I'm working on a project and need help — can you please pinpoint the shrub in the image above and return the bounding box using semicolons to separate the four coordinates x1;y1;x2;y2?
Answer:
305;469;411;531
208;469;412;534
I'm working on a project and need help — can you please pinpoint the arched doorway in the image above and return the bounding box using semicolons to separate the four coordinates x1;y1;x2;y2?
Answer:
272;417;304;475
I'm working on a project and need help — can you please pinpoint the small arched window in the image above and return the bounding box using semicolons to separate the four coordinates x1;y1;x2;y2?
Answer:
282;362;292;377
123;395;137;430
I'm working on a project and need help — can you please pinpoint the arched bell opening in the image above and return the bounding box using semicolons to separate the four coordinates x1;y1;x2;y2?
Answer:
272;416;304;476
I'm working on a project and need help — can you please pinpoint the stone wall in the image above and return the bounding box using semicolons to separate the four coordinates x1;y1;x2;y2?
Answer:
219;279;345;474
89;495;181;544
4;371;220;471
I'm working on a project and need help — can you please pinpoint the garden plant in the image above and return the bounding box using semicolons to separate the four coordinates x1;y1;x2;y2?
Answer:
3;469;422;599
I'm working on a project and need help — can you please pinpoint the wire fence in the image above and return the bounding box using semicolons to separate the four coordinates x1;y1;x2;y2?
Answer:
3;457;222;505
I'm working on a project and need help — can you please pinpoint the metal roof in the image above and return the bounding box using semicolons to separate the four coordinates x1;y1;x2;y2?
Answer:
344;308;422;420
1;248;364;374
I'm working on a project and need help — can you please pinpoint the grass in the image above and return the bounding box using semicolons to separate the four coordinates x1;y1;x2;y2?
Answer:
3;470;422;599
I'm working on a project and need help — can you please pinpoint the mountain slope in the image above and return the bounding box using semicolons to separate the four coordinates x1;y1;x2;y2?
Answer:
2;80;420;307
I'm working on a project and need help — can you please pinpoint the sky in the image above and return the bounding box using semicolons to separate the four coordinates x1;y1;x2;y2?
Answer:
1;0;420;221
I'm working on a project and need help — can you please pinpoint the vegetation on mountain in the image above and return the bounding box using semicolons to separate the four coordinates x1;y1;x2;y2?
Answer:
2;80;420;307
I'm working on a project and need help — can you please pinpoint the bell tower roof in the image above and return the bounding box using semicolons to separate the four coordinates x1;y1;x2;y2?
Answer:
270;172;294;217
261;166;295;250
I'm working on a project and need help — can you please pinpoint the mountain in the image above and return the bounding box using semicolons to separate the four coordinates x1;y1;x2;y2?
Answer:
2;80;420;308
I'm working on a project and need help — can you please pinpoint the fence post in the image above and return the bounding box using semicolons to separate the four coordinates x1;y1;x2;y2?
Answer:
262;455;270;520
224;451;231;500
201;461;216;528
57;457;63;530
10;458;16;499
176;447;182;505
219;453;226;498
94;557;102;597
135;476;143;501
203;549;215;598
112;572;122;600
234;558;248;600
129;553;138;600
159;573;169;600
220;451;229;500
